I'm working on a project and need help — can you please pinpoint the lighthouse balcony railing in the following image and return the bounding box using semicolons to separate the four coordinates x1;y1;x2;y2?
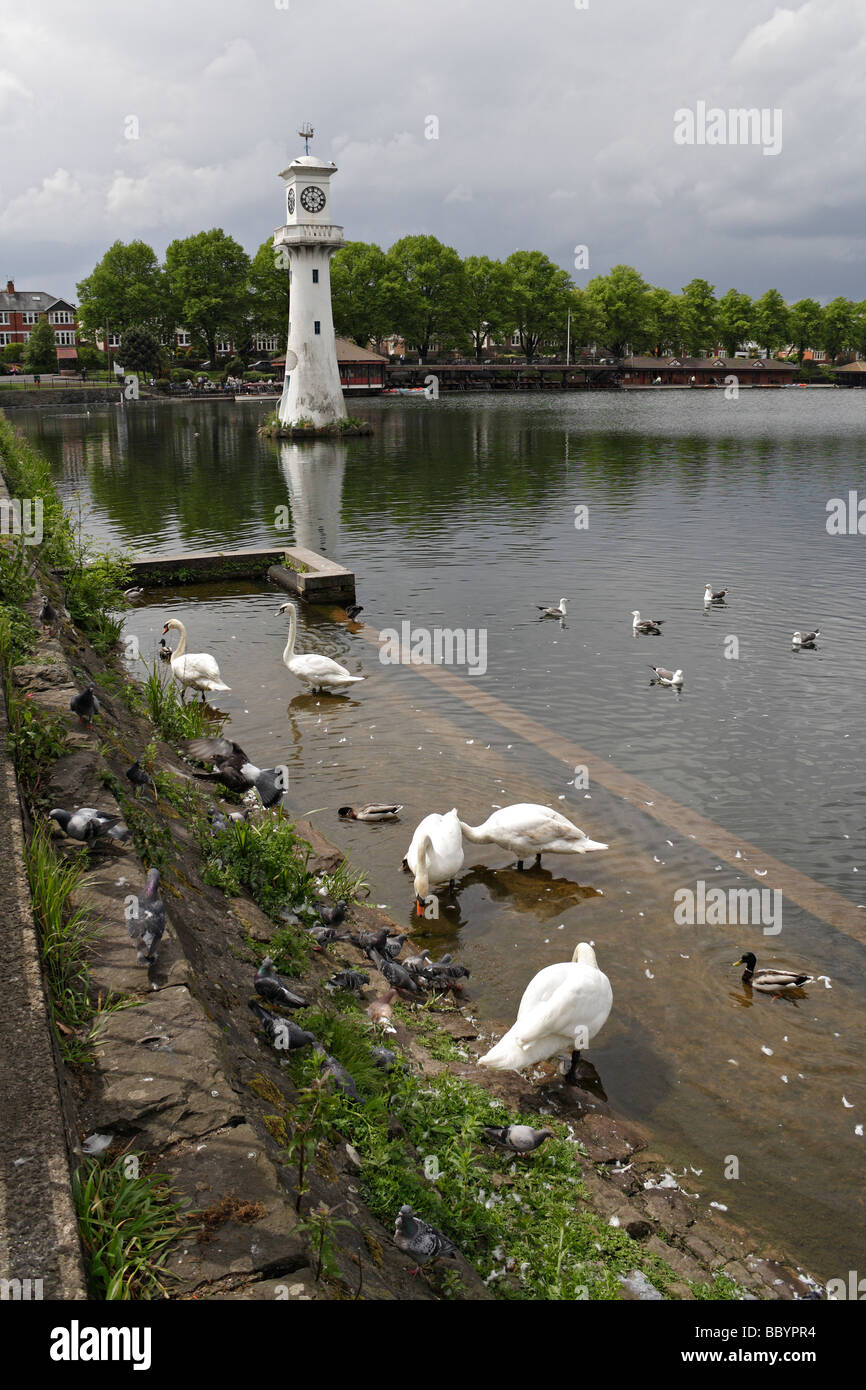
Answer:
273;224;346;247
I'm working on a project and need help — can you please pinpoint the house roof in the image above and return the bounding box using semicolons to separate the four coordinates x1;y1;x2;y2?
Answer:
831;360;866;373
334;337;387;363
621;355;795;371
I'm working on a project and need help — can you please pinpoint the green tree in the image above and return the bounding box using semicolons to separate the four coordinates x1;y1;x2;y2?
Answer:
715;289;753;357
681;278;717;356
2;342;24;364
119;326;163;377
820;298;855;362
584;265;650;358
76;240;166;339
164;229;251;366
24;318;57;372
640;287;684;357
786;298;823;365
567;287;604;359
463;255;511;361
380;234;468;361
249;238;290;339
330;241;388;347
751;289;789;357
503;250;573;361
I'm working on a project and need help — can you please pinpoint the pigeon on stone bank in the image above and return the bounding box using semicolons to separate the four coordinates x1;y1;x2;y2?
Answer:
254;957;308;1010
70;684;99;730
393;1205;458;1274
248;1000;316;1051
482;1124;553;1155
127;868;166;964
49;807;130;846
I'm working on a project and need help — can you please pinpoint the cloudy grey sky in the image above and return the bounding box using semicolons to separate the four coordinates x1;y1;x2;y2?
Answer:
1;0;863;305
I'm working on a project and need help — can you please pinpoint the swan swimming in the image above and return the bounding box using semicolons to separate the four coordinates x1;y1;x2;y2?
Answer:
403;808;465;915
276;601;365;695
479;942;612;1083
458;803;607;870
161;620;230;700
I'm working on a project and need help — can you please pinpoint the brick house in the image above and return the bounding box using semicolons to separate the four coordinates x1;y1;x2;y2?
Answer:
0;279;79;367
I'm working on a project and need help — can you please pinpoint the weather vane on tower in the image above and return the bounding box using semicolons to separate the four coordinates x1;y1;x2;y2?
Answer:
299;123;314;156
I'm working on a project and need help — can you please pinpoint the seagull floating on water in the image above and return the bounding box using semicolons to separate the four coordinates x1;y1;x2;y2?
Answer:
792;629;820;648
704;585;727;604
537;598;567;619
632;611;664;636
649;665;684;687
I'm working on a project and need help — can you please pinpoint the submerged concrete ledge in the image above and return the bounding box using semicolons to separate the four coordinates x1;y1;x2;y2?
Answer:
268;545;356;604
128;547;291;586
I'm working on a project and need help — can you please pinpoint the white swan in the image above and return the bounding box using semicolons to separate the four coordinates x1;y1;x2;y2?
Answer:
161;619;230;701
276;601;365;695
403;808;465;916
458;802;607;870
479;942;612;1083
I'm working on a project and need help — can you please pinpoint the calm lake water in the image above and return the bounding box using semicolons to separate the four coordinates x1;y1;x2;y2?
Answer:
18;390;866;1282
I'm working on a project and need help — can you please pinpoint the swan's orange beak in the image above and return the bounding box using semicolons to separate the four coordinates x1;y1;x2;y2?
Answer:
415;896;426;917
161;623;169;634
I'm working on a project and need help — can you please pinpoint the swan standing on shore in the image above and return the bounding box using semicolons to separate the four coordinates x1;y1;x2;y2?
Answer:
276;602;364;695
479;942;612;1083
458;803;607;870
161;619;230;701
403;808;464;915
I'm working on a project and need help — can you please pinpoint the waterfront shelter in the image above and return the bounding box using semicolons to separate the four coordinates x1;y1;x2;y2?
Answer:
831;361;866;387
272;337;386;392
620;355;797;386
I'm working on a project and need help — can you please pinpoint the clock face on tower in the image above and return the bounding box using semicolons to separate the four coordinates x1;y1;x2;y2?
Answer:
287;187;295;215
300;185;326;214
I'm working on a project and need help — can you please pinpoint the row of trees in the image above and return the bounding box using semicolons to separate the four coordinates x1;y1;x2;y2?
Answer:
75;233;866;368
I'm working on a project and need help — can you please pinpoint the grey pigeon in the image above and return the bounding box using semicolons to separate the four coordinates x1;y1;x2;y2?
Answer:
209;804;247;833
50;807;129;845
254;957;308;1009
394;1205;458;1272
248;1000;315;1051
70;684;99;729
126;761;153;797
40;596;59;632
423;954;471;981
483;1124;553;1154
185;737;285;809
349;927;389;955
317;900;347;928
382;933;409;960
127;868;166;964
326;969;369;994
371;1046;397;1072
370;950;422;995
306;924;349;948
403;950;432;974
314;1045;361;1102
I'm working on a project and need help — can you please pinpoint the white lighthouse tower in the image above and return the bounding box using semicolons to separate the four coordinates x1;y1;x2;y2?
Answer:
274;125;347;429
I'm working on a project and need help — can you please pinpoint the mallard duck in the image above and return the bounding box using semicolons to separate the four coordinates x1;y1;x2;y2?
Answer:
157;638;172;663
649;665;684;687
734;952;811;993
276;601;364;694
632;610;664;635
538;598;567;619
162;619;230;700
403;808;464;915
345;604;364;620
338;803;403;821
479;942;612;1083
458;802;607;870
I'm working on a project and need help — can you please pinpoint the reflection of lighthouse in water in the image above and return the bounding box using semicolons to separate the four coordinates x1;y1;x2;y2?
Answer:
277;440;346;558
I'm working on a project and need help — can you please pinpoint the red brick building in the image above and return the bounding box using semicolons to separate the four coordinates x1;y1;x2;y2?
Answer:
0;280;79;367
